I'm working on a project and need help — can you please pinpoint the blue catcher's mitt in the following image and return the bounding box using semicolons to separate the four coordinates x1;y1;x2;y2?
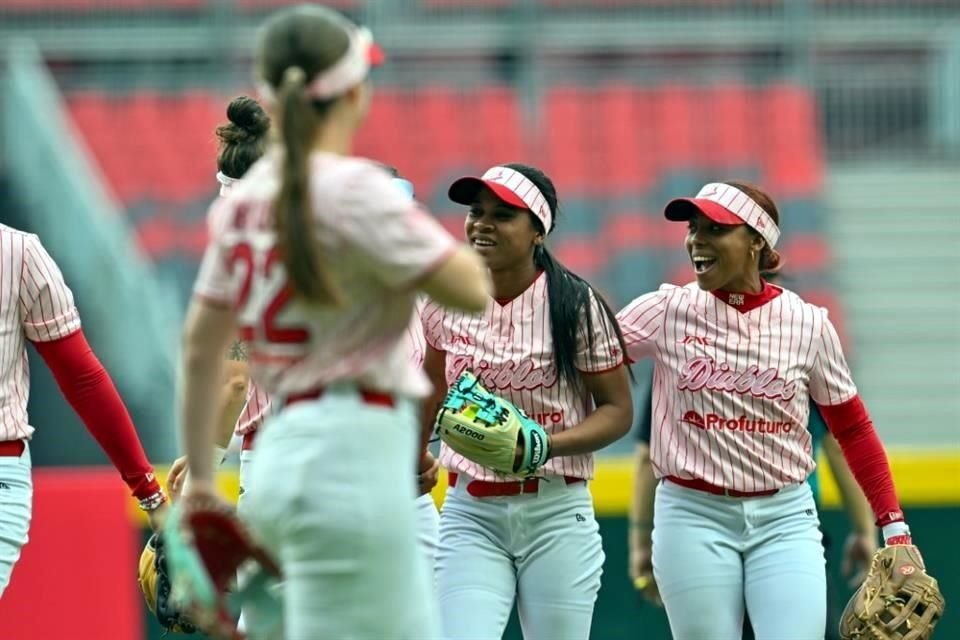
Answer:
435;371;551;476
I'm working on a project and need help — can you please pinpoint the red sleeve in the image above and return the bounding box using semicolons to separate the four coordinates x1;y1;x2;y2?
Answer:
817;395;904;527
32;329;162;501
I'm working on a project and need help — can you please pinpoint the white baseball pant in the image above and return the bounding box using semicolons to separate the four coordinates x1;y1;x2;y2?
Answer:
241;386;437;640
0;442;31;600
435;475;604;640
653;478;826;640
236;443;440;635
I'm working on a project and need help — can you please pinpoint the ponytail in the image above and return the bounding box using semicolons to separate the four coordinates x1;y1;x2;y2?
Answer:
274;66;342;305
501;162;630;390
534;245;631;390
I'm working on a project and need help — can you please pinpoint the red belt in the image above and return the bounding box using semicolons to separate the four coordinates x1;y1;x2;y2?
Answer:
241;431;257;451
240;388;396;453
0;440;25;457
286;387;395;408
448;471;584;498
665;475;779;498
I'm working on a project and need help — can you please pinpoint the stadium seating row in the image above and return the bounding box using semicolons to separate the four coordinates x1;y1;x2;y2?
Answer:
64;81;833;319
65;83;822;207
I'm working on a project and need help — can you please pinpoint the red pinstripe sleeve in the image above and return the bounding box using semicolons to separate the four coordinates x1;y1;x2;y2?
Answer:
575;289;624;373
615;288;669;363
809;309;858;406
19;234;81;342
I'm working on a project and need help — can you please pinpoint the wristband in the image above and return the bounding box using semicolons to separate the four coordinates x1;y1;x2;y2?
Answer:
138;489;168;512
882;521;911;545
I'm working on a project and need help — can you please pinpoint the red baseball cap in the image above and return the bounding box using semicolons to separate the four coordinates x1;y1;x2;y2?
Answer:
449;165;553;232
664;182;781;247
664;185;745;226
449;177;526;211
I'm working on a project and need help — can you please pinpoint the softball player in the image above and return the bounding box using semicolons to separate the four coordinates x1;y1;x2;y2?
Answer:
616;180;918;639
629;387;877;639
421;163;634;640
168;94;272;503
168;102;441;567
0;225;167;598
176;6;490;639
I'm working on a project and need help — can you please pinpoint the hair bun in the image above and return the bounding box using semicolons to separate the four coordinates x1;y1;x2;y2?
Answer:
760;247;784;274
225;95;270;137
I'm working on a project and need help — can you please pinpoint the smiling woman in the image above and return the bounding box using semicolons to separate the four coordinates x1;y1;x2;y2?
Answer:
613;180;937;640
419;162;634;640
668;180;783;292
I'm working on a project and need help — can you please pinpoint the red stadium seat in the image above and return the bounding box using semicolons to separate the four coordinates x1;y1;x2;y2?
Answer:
591;84;656;193
469;86;526;166
355;90;408;174
356;86;525;196
416;87;468;183
602;211;686;251
542;86;591;193
64;82;830;323
651;84;699;174
759;83;823;197
553;235;607;277
777;233;831;273
699;82;756;171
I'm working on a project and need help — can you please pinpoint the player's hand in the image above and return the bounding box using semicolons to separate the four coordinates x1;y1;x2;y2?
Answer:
629;536;661;606
167;455;189;502
417;451;440;496
842;531;878;587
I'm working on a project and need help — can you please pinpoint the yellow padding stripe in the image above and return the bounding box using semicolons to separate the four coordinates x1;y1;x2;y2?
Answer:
131;449;960;525
587;449;960;516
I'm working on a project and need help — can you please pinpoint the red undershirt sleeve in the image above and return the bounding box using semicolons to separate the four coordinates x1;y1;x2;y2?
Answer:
817;395;904;527
32;329;162;501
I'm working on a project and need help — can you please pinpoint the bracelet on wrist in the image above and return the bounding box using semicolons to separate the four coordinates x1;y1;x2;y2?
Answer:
138;489;168;512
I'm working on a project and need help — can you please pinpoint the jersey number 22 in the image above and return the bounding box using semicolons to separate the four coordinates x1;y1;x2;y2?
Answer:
228;242;309;346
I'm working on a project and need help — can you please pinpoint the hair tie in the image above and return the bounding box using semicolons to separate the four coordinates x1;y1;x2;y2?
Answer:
284;66;306;85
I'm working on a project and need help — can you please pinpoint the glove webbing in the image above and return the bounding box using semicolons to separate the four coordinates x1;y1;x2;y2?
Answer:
442;375;508;425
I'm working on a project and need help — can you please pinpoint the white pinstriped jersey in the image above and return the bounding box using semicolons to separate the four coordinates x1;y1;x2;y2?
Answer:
422;273;624;481
407;297;427;368
195;150;456;400
234;300;426;437
616;282;857;492
0;225;82;441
